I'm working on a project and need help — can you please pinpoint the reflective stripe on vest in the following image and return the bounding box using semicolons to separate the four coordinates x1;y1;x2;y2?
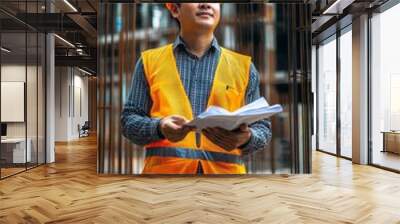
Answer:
146;147;244;165
141;43;251;174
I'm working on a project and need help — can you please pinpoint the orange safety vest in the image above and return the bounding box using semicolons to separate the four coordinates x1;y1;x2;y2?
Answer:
141;44;251;174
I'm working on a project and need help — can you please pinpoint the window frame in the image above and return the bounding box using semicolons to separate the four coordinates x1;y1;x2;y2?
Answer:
315;23;353;161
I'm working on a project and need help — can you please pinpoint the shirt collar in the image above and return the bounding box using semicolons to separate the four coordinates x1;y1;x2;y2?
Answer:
172;35;221;53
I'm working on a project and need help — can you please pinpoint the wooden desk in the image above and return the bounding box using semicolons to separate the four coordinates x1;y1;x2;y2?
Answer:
382;131;400;154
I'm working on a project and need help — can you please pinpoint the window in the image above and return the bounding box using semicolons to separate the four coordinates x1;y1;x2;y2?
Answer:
339;29;352;158
370;3;400;171
317;36;337;155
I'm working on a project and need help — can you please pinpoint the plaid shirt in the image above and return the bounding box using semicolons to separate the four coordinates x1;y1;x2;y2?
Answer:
121;36;272;155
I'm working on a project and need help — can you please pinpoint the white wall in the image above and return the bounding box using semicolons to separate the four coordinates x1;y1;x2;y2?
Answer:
72;73;89;138
55;67;69;141
54;67;89;141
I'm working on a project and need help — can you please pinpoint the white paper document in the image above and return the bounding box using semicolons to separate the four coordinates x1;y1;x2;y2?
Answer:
186;97;283;131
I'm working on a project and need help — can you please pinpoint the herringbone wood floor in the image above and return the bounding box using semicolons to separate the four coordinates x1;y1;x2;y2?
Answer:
1;135;400;224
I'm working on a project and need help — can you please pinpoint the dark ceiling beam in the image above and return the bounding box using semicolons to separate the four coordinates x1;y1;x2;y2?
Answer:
67;13;97;38
0;8;38;31
55;55;96;72
4;12;97;47
55;47;97;58
80;12;97;16
11;13;84;32
0;18;29;31
52;0;97;39
322;0;356;14
86;0;98;13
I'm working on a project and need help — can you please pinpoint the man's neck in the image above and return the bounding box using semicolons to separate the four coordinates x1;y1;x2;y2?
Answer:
179;30;214;58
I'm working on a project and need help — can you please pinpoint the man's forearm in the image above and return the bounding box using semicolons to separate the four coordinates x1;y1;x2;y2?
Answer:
239;119;272;155
121;108;164;146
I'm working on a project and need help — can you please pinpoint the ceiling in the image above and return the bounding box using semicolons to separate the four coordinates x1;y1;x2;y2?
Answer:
0;0;97;73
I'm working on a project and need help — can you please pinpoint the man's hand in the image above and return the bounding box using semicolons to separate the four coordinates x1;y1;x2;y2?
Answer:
159;115;194;142
202;124;252;151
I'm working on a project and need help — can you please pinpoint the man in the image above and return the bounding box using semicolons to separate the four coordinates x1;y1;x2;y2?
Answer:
121;3;272;174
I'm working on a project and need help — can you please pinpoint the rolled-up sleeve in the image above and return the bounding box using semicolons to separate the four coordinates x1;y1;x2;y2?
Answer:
121;57;164;145
239;63;272;155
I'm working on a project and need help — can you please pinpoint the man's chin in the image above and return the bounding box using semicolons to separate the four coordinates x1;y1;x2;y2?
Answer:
194;22;216;31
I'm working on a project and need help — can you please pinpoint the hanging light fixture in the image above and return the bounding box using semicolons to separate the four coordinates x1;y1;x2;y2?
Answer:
63;0;78;12
0;47;11;53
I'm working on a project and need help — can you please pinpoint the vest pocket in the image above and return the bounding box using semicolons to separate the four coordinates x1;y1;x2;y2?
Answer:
211;81;243;111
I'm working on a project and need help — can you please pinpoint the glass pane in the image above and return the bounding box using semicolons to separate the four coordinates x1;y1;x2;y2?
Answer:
1;30;28;177
340;29;352;158
371;4;400;171
38;32;45;165
0;0;46;178
27;31;38;169
318;37;337;154
24;0;41;170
